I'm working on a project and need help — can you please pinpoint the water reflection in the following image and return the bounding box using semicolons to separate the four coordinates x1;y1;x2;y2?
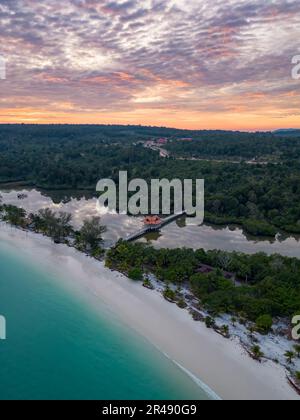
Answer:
0;188;143;248
1;188;299;258
139;222;300;258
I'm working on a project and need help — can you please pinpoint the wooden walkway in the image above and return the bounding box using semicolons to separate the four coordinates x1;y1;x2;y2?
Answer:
124;212;186;242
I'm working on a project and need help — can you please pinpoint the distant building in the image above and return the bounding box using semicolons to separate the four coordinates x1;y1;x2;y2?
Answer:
157;138;168;145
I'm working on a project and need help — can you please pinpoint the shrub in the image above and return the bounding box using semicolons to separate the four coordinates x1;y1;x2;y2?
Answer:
255;314;273;334
128;267;143;281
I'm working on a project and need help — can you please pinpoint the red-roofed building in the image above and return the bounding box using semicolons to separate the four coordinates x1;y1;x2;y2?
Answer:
143;216;162;226
157;138;168;145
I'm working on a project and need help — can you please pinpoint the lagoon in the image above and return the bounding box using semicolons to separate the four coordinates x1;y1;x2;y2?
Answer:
1;188;300;258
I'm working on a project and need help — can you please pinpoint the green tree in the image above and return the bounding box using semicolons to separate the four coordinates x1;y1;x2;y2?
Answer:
220;325;230;338
79;217;106;250
231;316;237;326
37;208;72;242
163;286;176;302
205;316;215;329
128;267;143;281
3;205;26;226
293;345;300;358
251;345;264;361
285;351;295;364
255;315;273;334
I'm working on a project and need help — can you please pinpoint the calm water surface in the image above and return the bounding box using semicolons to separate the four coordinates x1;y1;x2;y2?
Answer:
1;188;299;257
0;243;210;400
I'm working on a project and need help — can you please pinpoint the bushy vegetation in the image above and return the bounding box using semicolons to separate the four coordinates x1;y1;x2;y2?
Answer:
128;267;143;281
106;242;300;321
255;314;273;334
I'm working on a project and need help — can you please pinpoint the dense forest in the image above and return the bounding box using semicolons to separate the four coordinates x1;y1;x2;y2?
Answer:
1;124;300;236
107;242;300;325
0;124;160;187
166;131;300;161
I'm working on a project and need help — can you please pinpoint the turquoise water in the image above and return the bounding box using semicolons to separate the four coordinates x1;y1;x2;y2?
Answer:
0;244;210;400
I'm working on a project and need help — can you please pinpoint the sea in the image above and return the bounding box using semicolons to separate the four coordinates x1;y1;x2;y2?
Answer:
0;242;212;400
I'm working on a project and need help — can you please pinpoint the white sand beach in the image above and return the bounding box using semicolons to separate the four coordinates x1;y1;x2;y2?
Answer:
0;223;299;401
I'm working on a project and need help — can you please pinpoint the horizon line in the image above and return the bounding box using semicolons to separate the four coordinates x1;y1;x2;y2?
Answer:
0;122;299;134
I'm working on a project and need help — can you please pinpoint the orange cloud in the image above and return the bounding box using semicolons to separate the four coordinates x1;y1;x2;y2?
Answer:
1;105;299;132
36;73;68;83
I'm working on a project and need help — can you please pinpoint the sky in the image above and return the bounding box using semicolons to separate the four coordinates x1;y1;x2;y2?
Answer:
0;0;299;130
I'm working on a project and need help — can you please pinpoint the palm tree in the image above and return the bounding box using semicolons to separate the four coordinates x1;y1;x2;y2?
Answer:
231;316;237;327
293;344;300;358
285;351;295;364
205;316;215;329
251;345;264;361
221;325;230;338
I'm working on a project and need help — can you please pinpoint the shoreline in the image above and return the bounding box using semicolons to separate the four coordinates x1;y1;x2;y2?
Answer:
0;224;299;400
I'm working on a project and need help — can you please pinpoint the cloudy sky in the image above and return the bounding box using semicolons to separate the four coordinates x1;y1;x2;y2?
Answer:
0;0;299;130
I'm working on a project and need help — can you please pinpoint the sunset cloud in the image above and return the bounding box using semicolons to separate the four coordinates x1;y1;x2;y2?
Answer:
0;0;299;129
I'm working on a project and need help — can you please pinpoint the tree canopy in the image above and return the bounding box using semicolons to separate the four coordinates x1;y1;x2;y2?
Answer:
1;125;300;235
107;242;300;321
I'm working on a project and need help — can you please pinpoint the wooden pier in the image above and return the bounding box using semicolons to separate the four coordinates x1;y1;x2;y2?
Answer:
124;212;186;242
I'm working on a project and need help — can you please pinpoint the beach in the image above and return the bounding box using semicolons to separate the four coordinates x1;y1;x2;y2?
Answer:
0;223;298;401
